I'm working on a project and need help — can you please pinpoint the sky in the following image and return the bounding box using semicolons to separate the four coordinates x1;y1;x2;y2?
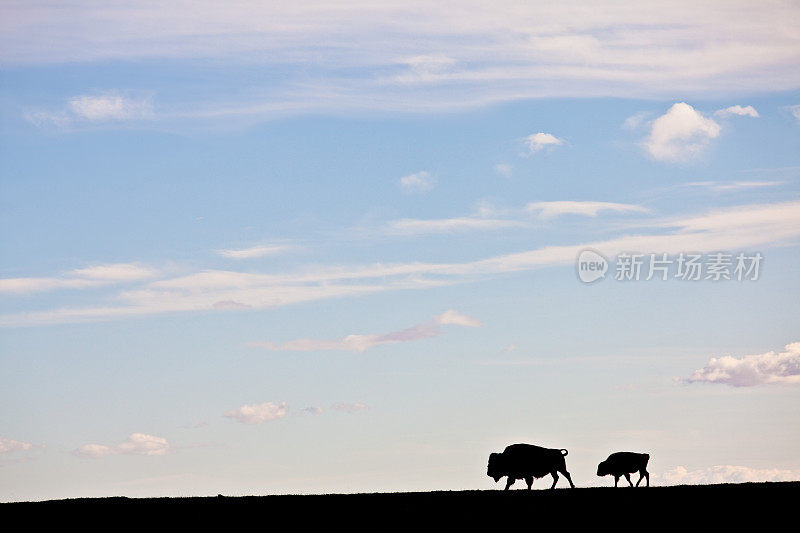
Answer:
1;1;799;502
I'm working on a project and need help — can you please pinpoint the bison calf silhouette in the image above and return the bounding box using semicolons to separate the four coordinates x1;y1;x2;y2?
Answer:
597;452;650;487
487;443;575;490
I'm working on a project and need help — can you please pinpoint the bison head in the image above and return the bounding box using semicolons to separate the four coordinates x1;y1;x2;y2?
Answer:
596;460;610;477
487;452;505;482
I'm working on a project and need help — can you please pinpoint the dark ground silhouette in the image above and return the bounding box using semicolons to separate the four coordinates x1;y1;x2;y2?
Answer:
2;482;797;530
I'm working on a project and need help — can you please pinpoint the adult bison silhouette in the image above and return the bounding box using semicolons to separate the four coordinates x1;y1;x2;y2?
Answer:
597;452;650;487
487;443;575;490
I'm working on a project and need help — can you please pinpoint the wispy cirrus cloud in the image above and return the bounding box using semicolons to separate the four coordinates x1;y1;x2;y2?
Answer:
683;180;783;192
383;200;648;235
2;200;800;327
249;310;481;353
434;309;482;327
384;217;523;235
217;244;298;259
526;201;649;219
0;263;157;295
331;402;369;413
5;2;800;123
494;164;513;178
790;105;800;123
399;171;436;193
687;342;800;387
25;93;153;128
73;433;171;459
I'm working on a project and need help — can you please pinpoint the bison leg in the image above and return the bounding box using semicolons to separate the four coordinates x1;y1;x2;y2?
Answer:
549;471;559;489
504;477;516;491
525;476;533;490
623;473;633;487
636;469;650;487
559;469;575;488
614;475;620;487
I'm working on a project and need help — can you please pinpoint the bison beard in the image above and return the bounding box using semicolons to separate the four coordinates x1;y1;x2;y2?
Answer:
487;443;575;490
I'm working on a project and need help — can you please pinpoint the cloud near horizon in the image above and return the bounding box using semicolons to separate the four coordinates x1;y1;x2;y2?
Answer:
73;433;171;459
687;342;800;387
224;402;289;425
0;436;34;454
249;310;481;353
657;465;800;485
331;402;369;413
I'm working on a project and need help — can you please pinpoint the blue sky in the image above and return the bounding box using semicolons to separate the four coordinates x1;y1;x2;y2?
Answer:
1;1;799;501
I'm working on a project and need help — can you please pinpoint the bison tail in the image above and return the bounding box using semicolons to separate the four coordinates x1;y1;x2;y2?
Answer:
560;449;568;456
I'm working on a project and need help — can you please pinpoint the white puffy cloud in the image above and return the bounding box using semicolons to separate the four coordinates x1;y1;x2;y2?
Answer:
526;201;649;219
250;311;480;353
300;406;323;415
224;402;288;425
331;402;369;413
524;133;563;154
399;171;436;193
688;342;800;387
715;105;759;118
73;433;171;458
435;309;482;327
790;105;800;123
645;103;721;161
659;465;800;485
0;436;33;454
